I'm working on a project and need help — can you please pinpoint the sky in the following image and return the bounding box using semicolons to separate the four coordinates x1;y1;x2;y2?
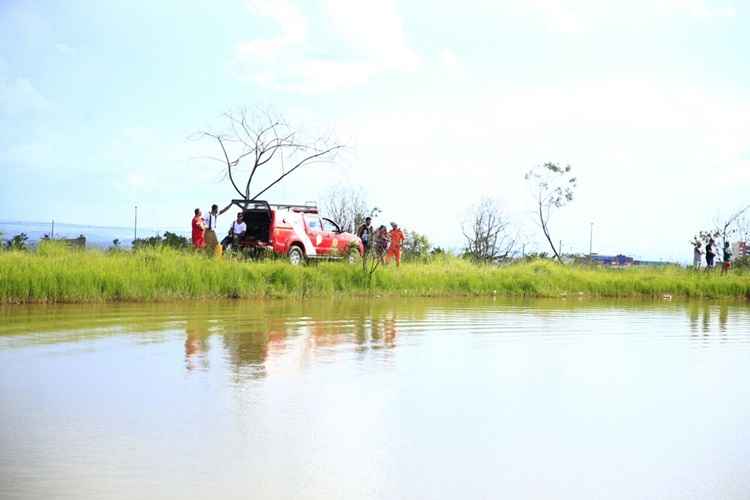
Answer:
1;0;749;261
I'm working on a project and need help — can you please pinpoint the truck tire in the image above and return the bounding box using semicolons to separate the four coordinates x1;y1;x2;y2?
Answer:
288;246;305;266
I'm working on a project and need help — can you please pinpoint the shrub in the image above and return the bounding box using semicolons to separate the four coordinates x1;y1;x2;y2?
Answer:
6;233;29;251
132;232;190;251
402;230;431;261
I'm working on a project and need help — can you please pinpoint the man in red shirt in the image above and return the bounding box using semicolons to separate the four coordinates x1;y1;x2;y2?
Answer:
191;208;206;249
385;222;405;267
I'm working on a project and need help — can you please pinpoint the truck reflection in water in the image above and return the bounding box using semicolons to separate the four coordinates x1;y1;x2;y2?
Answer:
215;310;403;382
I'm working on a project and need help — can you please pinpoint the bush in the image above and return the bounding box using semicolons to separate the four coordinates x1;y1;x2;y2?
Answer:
163;231;190;250
6;233;29;251
402;230;431;261
133;231;190;251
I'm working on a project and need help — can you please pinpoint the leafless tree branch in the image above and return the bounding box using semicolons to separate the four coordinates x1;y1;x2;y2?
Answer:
195;108;345;203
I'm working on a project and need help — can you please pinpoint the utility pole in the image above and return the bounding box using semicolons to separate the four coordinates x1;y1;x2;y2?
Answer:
589;222;594;258
51;219;55;239
134;206;138;242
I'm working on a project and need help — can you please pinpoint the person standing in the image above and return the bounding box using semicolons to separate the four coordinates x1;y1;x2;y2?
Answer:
385;222;405;267
204;203;232;255
191;208;206;249
374;225;389;263
693;241;703;269
357;217;373;253
721;241;733;275
705;238;716;270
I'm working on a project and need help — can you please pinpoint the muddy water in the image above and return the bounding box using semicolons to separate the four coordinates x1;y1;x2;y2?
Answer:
1;299;749;500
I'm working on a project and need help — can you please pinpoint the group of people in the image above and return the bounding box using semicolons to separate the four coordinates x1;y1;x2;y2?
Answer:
357;217;405;266
191;203;246;254
693;238;733;274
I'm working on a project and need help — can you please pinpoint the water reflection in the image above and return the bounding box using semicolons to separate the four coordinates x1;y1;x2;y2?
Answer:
3;298;750;500
185;317;211;372
2;298;749;381
220;319;288;380
687;302;732;337
217;305;405;381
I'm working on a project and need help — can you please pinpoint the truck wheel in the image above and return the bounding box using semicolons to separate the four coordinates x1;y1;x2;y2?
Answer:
288;246;305;266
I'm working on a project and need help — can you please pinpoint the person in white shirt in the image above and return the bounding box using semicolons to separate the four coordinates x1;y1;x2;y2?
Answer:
222;212;247;251
204;203;231;254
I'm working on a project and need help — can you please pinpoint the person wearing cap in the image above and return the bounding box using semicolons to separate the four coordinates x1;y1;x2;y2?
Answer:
385;222;405;267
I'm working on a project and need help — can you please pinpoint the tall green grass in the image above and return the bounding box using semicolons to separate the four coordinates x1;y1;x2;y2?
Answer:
0;244;748;303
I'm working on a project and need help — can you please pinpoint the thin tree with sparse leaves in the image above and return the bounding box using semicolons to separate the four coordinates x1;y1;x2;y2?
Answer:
525;163;577;264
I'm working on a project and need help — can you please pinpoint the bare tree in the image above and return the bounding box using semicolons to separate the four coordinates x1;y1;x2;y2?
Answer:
695;204;750;247
462;198;516;263
719;204;750;245
525;163;577;263
321;186;378;234
734;213;750;243
197;108;344;201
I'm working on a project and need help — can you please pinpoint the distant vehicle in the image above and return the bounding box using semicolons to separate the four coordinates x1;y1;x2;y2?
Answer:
232;200;364;265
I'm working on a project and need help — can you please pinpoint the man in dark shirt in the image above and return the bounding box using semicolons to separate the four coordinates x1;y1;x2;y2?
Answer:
357;217;373;253
705;239;715;269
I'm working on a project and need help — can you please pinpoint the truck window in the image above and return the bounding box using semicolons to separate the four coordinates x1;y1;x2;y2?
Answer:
305;215;322;231
321;218;340;233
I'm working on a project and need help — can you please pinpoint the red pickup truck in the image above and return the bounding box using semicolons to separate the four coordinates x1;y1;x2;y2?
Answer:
233;200;364;264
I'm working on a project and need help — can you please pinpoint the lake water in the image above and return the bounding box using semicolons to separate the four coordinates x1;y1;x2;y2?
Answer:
1;299;750;500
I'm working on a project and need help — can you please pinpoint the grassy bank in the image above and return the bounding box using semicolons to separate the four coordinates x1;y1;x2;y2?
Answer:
0;245;748;303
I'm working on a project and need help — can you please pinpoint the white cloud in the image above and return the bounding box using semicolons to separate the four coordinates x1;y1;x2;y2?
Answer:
439;49;460;69
0;76;49;115
236;0;420;93
659;0;736;18
269;59;377;93
237;0;307;59
526;0;583;33
55;43;75;55
0;56;49;115
322;0;420;71
518;0;735;33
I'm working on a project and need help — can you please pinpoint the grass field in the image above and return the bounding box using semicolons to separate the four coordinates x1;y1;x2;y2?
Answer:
0;243;748;303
